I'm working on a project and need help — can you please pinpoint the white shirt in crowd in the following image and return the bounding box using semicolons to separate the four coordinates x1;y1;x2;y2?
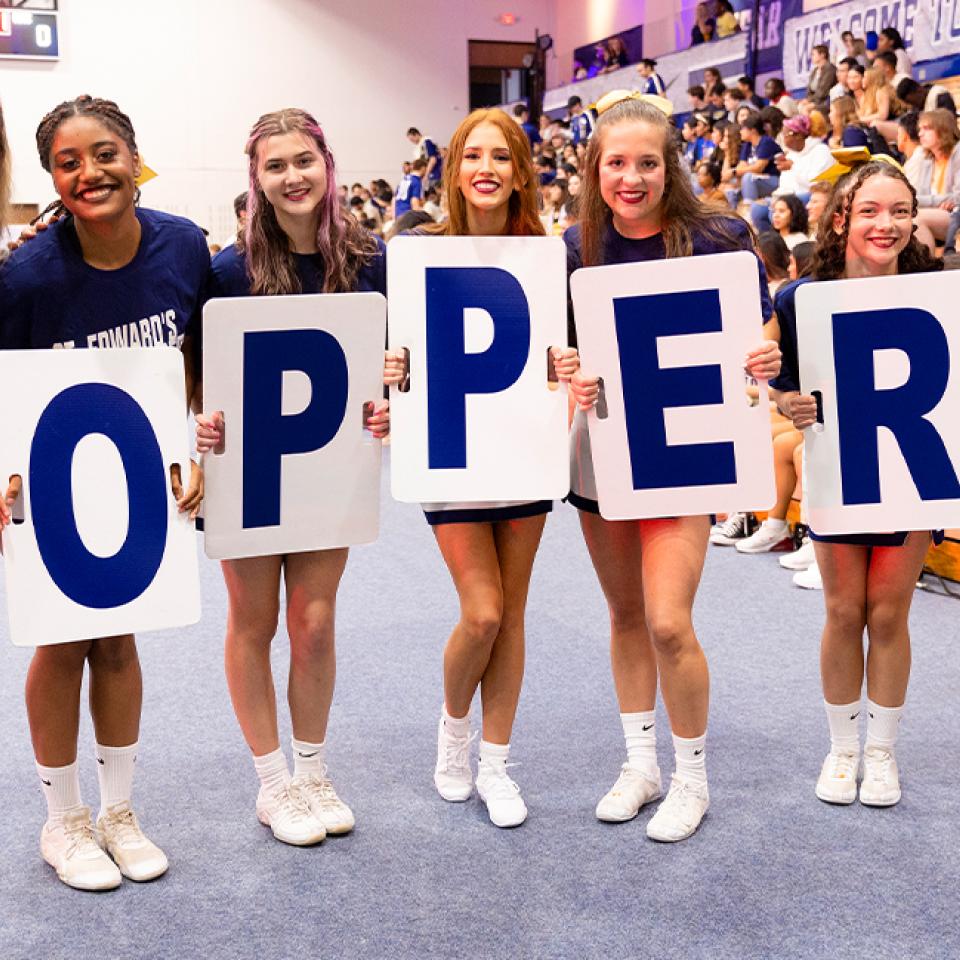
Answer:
774;138;834;196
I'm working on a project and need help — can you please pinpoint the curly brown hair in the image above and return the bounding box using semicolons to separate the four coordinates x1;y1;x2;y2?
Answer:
812;161;942;280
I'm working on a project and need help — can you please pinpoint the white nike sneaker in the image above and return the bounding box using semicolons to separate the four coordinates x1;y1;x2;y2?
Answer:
291;771;355;834
41;807;122;891
793;561;823;590
859;746;901;807
256;784;326;846
710;513;748;546
780;537;815;571
476;759;527;828
595;764;661;822
645;775;709;842
735;519;792;554
815;750;859;804
434;715;476;802
96;802;168;882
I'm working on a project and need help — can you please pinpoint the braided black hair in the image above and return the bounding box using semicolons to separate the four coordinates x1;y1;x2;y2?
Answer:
35;95;138;172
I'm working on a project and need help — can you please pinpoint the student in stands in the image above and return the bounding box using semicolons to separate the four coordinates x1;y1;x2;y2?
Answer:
839;31;867;65
407;127;442;188
636;59;665;97
690;3;715;46
769;194;810;250
829;96;870;149
400;108;578;830
715;0;740;37
568;96;595;145
737;112;782;202
896;78;957;118
395;157;426;218
756;230;791;296
856;68;895;127
772;159;941;808
738;75;766;110
830;57;858;102
195;108;392;851
565;90;780;842
696;161;728;206
764;77;798;118
805;181;833;238
750;115;832;232
513;103;541;150
0;95;206;891
878;27;911;77
806;45;837;115
913;109;960;244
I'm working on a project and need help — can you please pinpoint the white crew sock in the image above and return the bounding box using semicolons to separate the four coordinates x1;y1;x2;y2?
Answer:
478;740;509;770
672;732;707;786
761;518;788;532
36;759;83;821
621;710;658;775
443;704;470;739
824;699;862;755
253;748;290;797
291;737;325;777
95;741;138;820
865;700;903;751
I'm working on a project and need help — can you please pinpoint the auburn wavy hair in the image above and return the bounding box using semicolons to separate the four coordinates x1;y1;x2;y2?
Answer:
437;108;543;236
812;161;942;280
243;108;377;295
579;97;746;266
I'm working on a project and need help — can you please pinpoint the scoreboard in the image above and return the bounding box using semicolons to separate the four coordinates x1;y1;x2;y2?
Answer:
0;1;59;61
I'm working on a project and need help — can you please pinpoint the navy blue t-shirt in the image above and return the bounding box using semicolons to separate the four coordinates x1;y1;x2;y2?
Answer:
739;135;782;176
395;174;423;218
564;217;773;346
207;237;387;300
0;207;209;350
769;277;808;394
521;121;542;149
571;111;594;144
421;137;442;182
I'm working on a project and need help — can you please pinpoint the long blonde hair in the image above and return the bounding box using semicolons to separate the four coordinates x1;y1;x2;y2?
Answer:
859;68;894;120
437;108;543;237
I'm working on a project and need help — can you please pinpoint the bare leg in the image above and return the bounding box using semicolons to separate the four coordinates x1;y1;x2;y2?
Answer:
221;555;283;755
26;640;93;766
283;548;349;743
87;635;142;747
814;541;869;704
477;516;547;744
770;429;803;520
863;533;930;707
579;511;657;713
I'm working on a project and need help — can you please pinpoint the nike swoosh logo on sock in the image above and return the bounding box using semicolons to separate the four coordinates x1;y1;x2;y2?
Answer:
97;758;104;765
297;751;318;758
642;724;654;731
850;712;860;721
694;748;704;756
40;779;51;786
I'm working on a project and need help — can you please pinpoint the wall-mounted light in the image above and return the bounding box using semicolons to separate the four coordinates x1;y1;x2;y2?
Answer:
497;12;518;25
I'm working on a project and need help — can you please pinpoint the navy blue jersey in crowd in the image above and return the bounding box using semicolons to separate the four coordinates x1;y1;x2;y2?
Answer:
520;121;541;149
206;237;387;301
563;216;773;346
739;135;782;176
394;173;423;218
570;111;595;144
0;207;209;350
420;137;442;182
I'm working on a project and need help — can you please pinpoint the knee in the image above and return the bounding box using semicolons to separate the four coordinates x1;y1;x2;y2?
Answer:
461;605;503;647
609;602;647;637
865;602;907;645
288;606;336;663
644;612;693;661
228;605;280;648
825;600;867;638
88;635;139;673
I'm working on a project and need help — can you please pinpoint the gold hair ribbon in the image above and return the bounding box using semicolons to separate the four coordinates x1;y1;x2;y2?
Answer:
595;89;674;118
136;160;158;187
813;146;904;185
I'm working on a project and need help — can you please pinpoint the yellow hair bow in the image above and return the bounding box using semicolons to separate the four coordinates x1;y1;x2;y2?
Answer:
813;146;904;185
594;89;674;119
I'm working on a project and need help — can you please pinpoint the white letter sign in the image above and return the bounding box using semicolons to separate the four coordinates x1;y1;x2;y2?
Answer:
571;250;775;520
387;236;569;503
797;272;960;535
202;293;386;559
0;349;200;647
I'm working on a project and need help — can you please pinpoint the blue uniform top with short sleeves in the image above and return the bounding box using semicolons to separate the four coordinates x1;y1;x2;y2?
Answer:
0;207;209;351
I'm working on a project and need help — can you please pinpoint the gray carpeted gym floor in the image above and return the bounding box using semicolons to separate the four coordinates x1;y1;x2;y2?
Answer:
0;458;957;960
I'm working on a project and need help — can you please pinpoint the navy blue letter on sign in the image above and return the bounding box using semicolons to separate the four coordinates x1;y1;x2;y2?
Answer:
425;267;530;469
832;308;960;505
242;329;349;529
615;289;735;489
29;383;167;609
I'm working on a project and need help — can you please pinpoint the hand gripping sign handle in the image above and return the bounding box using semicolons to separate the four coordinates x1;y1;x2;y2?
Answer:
811;389;825;435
